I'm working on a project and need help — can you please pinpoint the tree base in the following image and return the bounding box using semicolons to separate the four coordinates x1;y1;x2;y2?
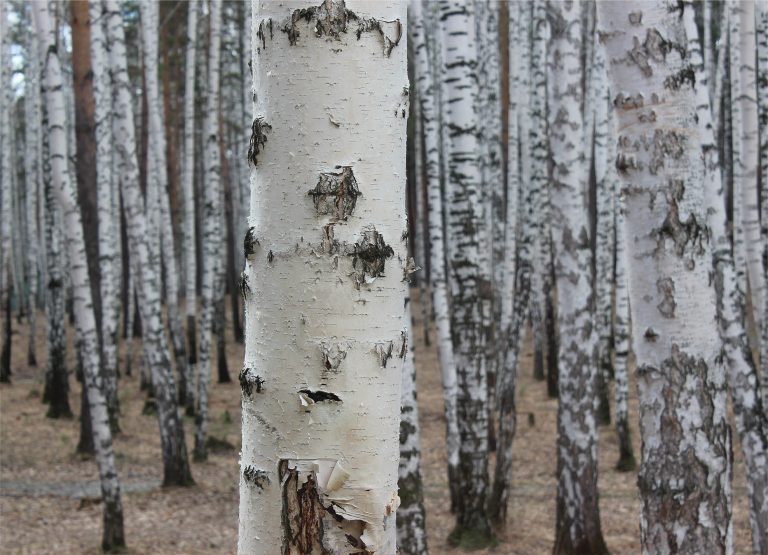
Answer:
448;525;497;551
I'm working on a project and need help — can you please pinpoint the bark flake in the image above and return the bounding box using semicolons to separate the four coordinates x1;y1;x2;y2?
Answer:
248;118;271;166
239;367;264;396
244;227;260;260
656;277;677;318
308;166;360;220
298;389;342;404
320;341;347;373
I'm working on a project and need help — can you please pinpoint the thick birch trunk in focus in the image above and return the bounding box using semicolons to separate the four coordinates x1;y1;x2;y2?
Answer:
546;3;607;552
413;0;460;512
105;0;193;487
238;1;407;552
33;3;125;549
598;3;733;552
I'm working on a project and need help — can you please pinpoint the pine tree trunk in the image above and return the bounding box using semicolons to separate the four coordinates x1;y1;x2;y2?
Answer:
412;0;460;513
397;296;428;555
33;4;125;549
194;0;223;462
439;1;493;546
547;3;607;552
599;3;733;552
105;0;193;487
238;1;407;551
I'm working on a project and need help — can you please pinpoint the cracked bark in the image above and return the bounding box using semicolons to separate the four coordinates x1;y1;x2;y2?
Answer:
598;3;733;552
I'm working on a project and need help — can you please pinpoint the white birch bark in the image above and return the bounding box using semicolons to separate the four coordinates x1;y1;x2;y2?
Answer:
757;2;768;409
90;0;120;432
598;3;733;552
105;0;193;486
438;0;493;544
0;2;12;384
729;0;763;337
412;0;459;511
194;0;222;461
24;18;41;369
239;2;407;552
33;3;125;549
489;0;526;524
181;0;199;413
397;296;428;555
684;3;768;550
547;3;607;552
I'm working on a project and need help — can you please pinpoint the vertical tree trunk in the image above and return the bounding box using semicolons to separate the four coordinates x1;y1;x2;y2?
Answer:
0;2;11;385
759;3;768;405
194;0;223;462
90;0;121;434
684;3;768;550
413;0;460;513
238;1;407;551
33;4;125;549
599;3;733;552
397;296;428;555
105;0;193;487
547;3;607;552
439;0;493;546
181;0;198;414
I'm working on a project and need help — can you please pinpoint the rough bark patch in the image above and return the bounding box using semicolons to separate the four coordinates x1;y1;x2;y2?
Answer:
308;166;360;220
243;466;270;489
244;227;259;260
247;118;271;167
349;228;394;288
239;367;264;396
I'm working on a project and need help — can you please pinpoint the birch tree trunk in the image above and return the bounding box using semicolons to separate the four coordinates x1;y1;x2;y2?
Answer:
546;3;607;552
33;3;125;549
24;20;41;369
413;0;460;512
684;3;768;550
181;0;198;414
397;297;428;555
599;3;733;552
90;0;120;434
238;1;408;552
0;2;12;385
438;0;494;545
759;3;768;403
729;0;763;341
194;0;223;462
105;0;193;487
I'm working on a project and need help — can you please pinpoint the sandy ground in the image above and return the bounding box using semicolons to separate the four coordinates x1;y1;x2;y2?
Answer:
0;292;753;554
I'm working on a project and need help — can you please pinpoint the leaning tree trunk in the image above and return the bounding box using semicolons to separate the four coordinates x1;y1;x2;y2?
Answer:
397;296;428;555
33;3;125;550
413;0;460;512
90;0;120;433
438;1;494;546
238;1;407;552
683;2;768;550
105;0;193;487
181;0;198;413
194;0;222;462
598;3;733;552
547;3;607;552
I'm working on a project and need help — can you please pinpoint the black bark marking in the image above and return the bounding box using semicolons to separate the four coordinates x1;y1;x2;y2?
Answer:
238;272;251;300
243;466;270;489
654;182;708;259
239;367;264;396
256;18;273;51
321;342;347;373
244;227;259;259
374;341;394;368
664;64;696;90
649;130;686;175
644;327;659;342
349;228;394;287
614;92;645;110
627;28;683;77
308;166;360;220
397;330;407;359
298;389;342;403
628;11;643;25
267;250;274;263
281;0;401;57
248;118;271;166
656;277;677;318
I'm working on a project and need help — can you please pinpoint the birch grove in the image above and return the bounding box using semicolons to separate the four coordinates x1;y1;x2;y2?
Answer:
3;0;768;552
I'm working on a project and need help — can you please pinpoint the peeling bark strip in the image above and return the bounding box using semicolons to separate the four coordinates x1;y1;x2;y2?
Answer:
279;0;401;57
308;166;360;220
279;460;369;555
598;3;733;553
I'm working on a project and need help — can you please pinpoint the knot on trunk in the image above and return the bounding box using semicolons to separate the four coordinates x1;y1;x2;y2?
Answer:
308;166;360;220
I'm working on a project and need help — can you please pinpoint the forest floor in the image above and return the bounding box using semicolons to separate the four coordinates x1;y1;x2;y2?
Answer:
0;291;753;554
